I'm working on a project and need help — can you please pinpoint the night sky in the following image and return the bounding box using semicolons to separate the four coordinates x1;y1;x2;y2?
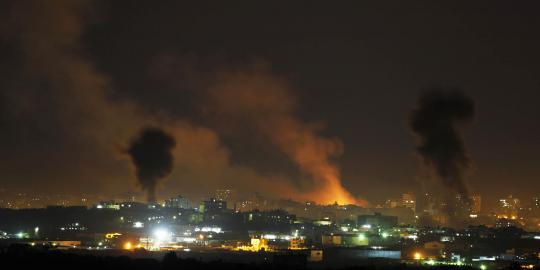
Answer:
1;1;539;208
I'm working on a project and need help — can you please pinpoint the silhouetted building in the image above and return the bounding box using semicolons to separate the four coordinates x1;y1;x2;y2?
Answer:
165;196;190;209
200;198;227;214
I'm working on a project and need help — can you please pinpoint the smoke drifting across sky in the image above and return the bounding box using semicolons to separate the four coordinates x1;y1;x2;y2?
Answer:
0;0;363;205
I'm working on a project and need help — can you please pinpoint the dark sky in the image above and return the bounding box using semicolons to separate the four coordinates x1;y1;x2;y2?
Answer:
1;1;539;209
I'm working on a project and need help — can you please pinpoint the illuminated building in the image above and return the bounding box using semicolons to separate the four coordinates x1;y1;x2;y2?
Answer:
289;238;306;250
498;195;520;219
495;218;520;228
96;201;120;210
237;238;270;251
250;238;269;251
215;189;236;204
165;195;190;209
200;198;227;214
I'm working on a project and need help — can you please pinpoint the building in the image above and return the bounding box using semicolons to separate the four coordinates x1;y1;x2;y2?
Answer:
289;238;306;250
243;209;295;232
165;195;190;209
321;234;368;247
215;189;238;210
357;213;398;229
470;194;482;214
385;198;400;208
402;193;416;213
215;189;234;201
200;198;227;214
498;195;520;219
197;198;228;223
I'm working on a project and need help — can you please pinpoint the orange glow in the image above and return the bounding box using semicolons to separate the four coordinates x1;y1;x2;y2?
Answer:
206;68;369;207
123;242;132;250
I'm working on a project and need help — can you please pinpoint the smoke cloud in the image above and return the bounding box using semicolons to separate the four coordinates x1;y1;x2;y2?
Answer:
203;64;364;205
409;89;475;198
0;0;320;202
128;128;176;203
0;1;364;205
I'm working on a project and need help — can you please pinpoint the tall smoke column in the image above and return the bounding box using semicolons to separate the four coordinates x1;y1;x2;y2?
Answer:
206;66;364;206
409;90;475;198
128;127;176;203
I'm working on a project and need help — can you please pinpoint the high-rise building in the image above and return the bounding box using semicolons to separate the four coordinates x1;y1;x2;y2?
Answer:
498;195;520;219
200;198;227;214
165;195;190;209
215;189;232;201
215;189;236;209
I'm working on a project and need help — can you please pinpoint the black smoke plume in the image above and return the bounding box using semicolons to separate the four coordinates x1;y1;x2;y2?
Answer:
410;89;475;199
128;127;176;203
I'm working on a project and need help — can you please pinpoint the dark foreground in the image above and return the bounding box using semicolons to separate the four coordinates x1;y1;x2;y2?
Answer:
0;244;528;270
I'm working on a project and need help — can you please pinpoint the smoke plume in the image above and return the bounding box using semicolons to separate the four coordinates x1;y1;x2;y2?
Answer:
128;128;176;202
203;64;364;205
409;89;475;198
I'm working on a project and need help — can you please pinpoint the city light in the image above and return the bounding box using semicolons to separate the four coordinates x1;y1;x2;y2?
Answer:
153;228;171;242
3;191;540;266
263;234;277;240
